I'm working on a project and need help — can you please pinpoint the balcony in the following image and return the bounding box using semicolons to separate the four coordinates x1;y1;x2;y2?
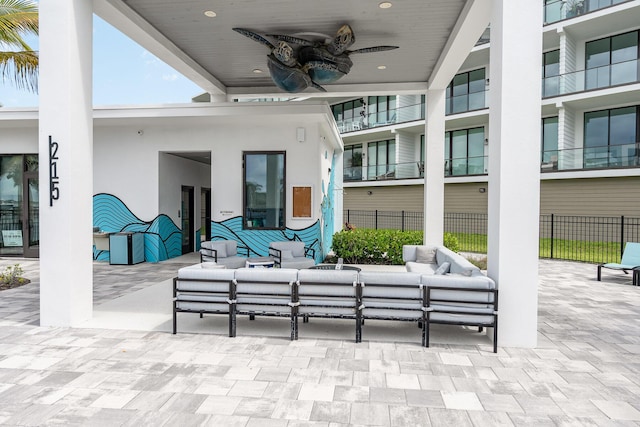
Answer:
336;102;424;134
543;58;640;97
445;155;488;176
445;90;489;116
343;156;489;182
542;142;640;171
544;0;633;25
344;161;423;182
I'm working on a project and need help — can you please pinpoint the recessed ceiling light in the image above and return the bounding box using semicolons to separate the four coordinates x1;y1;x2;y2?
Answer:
379;2;393;9
252;69;263;74
203;10;217;17
377;65;387;70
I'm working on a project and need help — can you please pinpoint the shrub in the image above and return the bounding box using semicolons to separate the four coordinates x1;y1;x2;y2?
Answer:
0;264;26;286
331;229;461;265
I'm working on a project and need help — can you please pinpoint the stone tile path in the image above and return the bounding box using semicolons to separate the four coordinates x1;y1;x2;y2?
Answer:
0;256;638;426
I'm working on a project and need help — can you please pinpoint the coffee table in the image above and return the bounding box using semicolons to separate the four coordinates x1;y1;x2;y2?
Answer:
245;256;275;268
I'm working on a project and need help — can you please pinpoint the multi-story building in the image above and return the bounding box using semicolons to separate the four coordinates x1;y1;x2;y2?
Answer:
334;0;640;220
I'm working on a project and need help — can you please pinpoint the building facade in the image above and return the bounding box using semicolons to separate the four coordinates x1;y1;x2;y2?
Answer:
334;0;640;220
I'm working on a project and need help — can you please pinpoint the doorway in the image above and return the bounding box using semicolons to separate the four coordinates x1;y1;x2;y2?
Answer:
201;188;211;243
0;155;39;257
181;186;194;254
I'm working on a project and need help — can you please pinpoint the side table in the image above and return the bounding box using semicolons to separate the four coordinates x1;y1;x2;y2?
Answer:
245;256;275;268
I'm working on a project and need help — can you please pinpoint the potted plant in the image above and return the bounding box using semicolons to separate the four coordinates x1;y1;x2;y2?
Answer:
562;0;584;18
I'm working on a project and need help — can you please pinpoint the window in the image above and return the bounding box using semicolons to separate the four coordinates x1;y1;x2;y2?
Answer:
367;96;396;127
585;30;639;90
367;139;396;180
444;127;486;176
542;117;559;169
0;154;39;256
331;98;365;130
446;68;486;115
542;50;560;97
584;106;639;168
243;151;285;229
343;144;363;181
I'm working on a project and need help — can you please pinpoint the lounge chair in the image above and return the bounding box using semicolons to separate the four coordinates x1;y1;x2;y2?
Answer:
597;242;640;285
268;241;316;269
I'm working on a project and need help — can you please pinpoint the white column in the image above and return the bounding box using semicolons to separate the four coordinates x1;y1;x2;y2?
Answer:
39;1;94;326
424;88;446;245
488;0;542;347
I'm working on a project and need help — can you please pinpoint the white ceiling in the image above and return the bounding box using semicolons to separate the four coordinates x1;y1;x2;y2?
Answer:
95;0;491;98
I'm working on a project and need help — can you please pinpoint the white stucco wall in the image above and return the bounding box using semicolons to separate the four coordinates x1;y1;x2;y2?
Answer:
0;126;39;154
2;103;341;235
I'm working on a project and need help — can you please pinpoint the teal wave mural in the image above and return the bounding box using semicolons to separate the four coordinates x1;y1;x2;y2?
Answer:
320;151;336;259
93;193;182;262
211;217;323;263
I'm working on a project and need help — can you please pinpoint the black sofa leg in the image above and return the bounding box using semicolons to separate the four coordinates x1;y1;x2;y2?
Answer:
597;265;602;281
172;310;177;334
249;313;255;321
229;311;236;337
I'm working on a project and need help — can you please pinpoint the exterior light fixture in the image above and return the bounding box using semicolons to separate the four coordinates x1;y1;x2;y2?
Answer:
252;69;263;74
479;188;486;193
379;2;393;9
204;10;217;17
377;65;387;70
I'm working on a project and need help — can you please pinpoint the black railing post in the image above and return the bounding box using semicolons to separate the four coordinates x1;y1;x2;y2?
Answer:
550;214;555;260
401;210;405;232
620;215;625;258
375;210;378;230
347;209;350;225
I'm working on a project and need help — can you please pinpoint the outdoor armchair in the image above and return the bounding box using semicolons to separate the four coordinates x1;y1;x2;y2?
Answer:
200;240;249;269
597;242;640;285
268;241;316;269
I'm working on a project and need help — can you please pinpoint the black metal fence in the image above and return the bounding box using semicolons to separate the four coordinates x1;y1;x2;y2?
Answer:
343;209;640;263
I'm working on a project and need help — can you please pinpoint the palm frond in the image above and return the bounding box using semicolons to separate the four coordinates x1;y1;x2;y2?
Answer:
0;49;38;92
0;0;38;50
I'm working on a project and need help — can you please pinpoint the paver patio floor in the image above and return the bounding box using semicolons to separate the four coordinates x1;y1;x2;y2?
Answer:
0;255;638;426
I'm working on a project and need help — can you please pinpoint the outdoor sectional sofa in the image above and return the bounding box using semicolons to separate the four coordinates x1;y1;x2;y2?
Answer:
173;245;499;352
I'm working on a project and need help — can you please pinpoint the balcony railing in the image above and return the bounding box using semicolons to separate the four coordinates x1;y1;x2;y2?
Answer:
445;155;488;176
344;161;424;181
544;0;632;25
542;142;640;171
445;89;489;116
344;156;489;182
336;102;425;133
343;144;638;181
543;58;640;97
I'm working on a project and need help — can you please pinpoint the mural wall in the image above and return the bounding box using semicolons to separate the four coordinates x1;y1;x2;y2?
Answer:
92;193;181;262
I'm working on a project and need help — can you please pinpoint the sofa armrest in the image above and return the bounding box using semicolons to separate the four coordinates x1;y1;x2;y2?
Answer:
200;247;218;262
268;246;282;266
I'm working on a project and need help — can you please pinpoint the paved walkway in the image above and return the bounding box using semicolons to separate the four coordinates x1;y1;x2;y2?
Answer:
0;256;638;426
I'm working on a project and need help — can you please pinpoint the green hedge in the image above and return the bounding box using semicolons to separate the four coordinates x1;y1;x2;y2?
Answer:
330;229;460;265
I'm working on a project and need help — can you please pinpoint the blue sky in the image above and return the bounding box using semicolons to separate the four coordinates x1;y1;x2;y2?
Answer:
1;15;203;108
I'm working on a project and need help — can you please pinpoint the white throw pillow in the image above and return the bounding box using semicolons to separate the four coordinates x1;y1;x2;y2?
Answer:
210;243;227;258
416;246;437;264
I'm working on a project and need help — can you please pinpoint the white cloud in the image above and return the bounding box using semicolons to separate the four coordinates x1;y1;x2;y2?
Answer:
162;74;178;82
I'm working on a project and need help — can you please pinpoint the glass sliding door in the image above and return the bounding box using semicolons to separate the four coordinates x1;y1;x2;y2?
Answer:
22;171;39;257
0;156;24;256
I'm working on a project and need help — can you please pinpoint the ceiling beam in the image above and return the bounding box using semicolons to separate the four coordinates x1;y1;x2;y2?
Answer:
428;0;492;90
227;82;428;99
93;0;227;95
